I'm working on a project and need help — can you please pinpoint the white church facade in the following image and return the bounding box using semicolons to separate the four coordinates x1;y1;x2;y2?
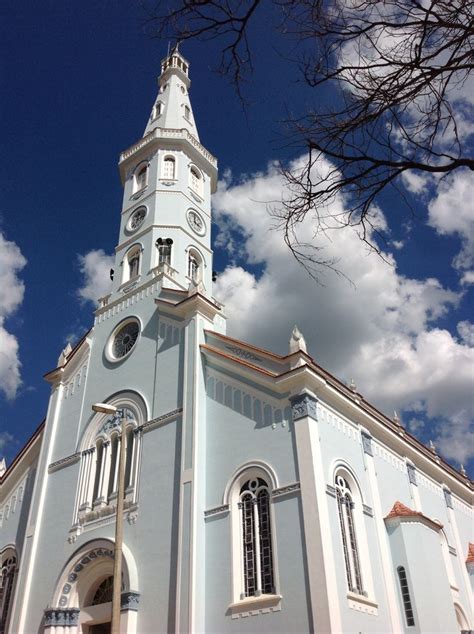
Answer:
1;48;473;634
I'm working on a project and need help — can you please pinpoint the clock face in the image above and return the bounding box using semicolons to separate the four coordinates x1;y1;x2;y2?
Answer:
127;207;146;232
187;210;205;236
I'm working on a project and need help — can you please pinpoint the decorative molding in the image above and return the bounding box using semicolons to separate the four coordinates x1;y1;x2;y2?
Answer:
443;488;454;509
121;591;140;611
48;452;81;474
290;393;318;422
58;548;115;607
44;608;80;627
204;504;229;518
362;504;374;517
326;484;337;498
225;345;261;363
407;463;418;486
361;431;373;456
228;595;282;620
99;408;135;436
139;408;183;434
272;482;301;498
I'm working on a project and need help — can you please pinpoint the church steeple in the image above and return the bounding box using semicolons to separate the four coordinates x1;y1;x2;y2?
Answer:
144;46;199;141
104;48;217;307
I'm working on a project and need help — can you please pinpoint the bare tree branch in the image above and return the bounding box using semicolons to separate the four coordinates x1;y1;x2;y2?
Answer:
145;0;474;273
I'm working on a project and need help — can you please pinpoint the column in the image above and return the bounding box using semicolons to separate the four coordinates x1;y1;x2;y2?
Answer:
290;391;342;633
84;448;96;509
98;441;111;505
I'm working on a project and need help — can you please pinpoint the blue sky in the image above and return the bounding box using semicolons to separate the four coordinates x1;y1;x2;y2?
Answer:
1;1;473;477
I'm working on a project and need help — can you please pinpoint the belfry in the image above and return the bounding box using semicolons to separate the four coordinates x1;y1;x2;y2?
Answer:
1;48;473;634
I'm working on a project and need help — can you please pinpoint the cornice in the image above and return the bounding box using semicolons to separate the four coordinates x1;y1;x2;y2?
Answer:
156;292;221;322
200;342;473;498
118;127;218;190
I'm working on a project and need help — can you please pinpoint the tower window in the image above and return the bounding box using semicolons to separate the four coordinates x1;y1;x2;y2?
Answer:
134;164;148;192
124;246;141;282
129;253;140;279
157;238;173;266
184;105;191;121
188;250;201;282
189;166;202;196
153;102;163;119
397;567;415;626
162;156;176;180
335;473;364;595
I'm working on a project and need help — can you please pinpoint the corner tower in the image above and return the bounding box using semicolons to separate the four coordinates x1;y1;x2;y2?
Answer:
110;47;217;300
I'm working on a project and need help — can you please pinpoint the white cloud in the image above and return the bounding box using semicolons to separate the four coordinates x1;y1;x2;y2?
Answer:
0;233;26;399
460;270;474;286
457;320;474;346
428;169;474;272
77;250;114;306
0;431;14;452
212;158;473;466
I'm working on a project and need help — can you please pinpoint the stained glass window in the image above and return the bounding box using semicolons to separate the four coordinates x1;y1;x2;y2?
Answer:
335;474;364;595
239;478;274;598
0;554;17;634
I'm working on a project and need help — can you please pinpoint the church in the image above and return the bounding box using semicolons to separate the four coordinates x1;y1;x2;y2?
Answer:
1;47;473;634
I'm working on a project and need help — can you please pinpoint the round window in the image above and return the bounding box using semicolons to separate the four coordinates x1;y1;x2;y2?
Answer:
106;318;140;362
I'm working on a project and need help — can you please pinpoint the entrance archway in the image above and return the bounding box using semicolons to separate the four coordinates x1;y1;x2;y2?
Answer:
45;539;139;633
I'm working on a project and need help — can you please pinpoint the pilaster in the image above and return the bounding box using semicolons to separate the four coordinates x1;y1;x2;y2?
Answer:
290;391;342;633
360;429;404;631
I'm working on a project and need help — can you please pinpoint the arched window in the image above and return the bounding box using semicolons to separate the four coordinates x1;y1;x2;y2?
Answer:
162;156;175;180
189;166;202;196
124;246;141;282
74;398;145;525
0;550;17;634
239;477;275;598
153;102;163;119
187;250;201;282
91;576;114;606
157;238;173;266
335;473;364;595
397;566;415;626
134;163;148;192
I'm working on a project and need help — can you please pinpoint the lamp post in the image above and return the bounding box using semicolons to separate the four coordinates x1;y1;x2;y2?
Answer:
92;403;127;634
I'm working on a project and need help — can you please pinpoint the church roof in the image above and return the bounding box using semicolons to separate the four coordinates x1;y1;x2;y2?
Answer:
466;543;474;564
385;501;443;531
0;419;44;487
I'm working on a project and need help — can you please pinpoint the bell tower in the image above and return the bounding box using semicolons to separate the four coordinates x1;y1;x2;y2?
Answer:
108;46;217;300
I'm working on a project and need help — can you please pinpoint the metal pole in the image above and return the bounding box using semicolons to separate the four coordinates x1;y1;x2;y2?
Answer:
111;411;127;634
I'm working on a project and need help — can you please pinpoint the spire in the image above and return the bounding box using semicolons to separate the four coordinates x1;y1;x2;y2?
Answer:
144;46;200;140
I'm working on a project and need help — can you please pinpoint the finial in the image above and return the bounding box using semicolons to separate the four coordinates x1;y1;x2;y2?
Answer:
460;464;467;477
57;342;73;367
393;410;402;426
0;458;6;478
349;378;357;392
289;325;307;355
429;440;437;454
